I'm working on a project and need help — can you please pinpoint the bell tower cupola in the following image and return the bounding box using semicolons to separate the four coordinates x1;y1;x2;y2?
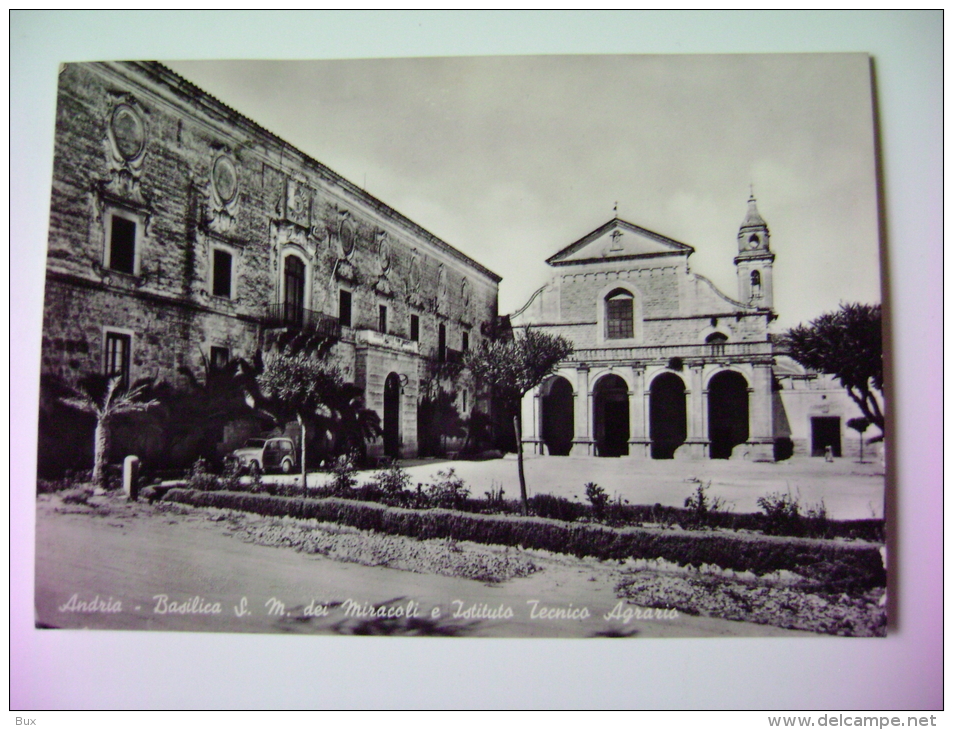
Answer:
734;190;775;309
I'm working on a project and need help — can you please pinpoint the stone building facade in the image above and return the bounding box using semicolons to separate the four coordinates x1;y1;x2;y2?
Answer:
40;62;500;462
510;197;866;461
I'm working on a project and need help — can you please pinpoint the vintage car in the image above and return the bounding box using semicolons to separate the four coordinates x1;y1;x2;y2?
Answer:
228;437;298;474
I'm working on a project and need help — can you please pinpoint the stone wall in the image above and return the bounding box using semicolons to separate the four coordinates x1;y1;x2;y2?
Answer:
40;62;500;463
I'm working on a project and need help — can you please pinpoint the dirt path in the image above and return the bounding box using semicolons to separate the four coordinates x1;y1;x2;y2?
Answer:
35;496;806;638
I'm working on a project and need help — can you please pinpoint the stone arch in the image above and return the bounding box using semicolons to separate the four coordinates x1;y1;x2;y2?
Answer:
540;375;574;456
649;372;687;459
707;369;749;459
593;373;629;457
383;372;402;459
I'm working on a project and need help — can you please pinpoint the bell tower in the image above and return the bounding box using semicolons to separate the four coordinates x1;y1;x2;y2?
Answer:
734;191;775;309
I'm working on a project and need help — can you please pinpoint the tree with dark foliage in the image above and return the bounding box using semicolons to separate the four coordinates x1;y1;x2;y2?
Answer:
59;375;159;488
253;351;346;488
847;416;871;463
782;303;884;434
465;327;574;514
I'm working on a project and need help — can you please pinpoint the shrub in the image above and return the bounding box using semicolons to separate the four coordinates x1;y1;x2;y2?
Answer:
369;461;412;497
219;459;245;492
530;493;587;522
683;480;726;529
425;468;470;510
585;482;609;519
758;490;803;536
329;452;359;495
60;487;94;505
187;458;219;491
161;488;887;589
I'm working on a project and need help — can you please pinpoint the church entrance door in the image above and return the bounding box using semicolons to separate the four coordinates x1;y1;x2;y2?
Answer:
707;370;749;459
594;374;629;457
541;375;574;456
650;373;687;459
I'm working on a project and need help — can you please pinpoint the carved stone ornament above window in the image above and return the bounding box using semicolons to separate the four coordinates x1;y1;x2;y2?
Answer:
335;258;359;284
377;231;391;272
339;216;356;259
104;102;146;205
111;104;145;160
374;275;395;298
213;156;238;205
208;154;239;235
285;178;311;228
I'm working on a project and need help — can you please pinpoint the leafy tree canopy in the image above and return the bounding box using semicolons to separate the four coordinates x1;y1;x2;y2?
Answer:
465;327;575;404
465;327;573;515
255;350;344;416
782;303;884;432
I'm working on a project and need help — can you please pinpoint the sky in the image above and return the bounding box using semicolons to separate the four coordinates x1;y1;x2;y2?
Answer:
166;54;882;331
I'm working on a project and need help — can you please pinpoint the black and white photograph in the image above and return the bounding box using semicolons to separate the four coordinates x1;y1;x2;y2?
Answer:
29;52;892;641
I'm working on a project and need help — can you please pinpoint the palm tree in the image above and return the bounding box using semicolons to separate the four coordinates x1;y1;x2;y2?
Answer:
60;376;159;487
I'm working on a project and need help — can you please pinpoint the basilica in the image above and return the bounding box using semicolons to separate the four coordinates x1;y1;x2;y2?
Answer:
509;197;859;461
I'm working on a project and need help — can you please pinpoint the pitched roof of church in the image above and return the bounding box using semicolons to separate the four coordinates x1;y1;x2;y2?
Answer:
546;218;694;266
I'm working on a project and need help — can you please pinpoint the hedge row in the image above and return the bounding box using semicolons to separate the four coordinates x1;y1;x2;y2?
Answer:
163;488;886;589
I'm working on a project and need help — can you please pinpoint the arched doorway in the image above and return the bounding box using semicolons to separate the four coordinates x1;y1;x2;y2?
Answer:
383;372;401;459
650;373;687;459
594;374;629;457
541;376;574;456
707;370;749;459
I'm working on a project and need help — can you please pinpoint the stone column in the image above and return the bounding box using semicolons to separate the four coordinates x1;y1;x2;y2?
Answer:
684;364;708;459
571;366;594;456
747;363;775;461
643;380;653;459
628;366;649;458
520;389;542;455
674;366;704;460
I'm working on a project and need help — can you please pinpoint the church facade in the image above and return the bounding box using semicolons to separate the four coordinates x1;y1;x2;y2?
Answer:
509;197;857;461
39;62;499;466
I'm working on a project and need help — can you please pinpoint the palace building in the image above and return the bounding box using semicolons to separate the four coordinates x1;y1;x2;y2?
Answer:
509;198;865;461
40;62;499;465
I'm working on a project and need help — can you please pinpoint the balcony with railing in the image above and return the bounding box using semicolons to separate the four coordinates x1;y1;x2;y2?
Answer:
565;340;774;364
262;303;342;340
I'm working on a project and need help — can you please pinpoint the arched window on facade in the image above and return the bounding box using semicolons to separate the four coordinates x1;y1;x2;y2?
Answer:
605;289;634;340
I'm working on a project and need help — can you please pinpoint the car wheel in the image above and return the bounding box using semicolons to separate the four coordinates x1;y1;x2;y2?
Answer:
280;458;293;474
249;460;261;476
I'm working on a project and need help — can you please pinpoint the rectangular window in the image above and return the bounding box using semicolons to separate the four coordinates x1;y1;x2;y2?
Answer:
462;330;470;352
378;305;388;334
210;346;229;373
339;290;352;328
606;297;634;339
410;314;419;342
104;331;131;390
212;249;233;298
108;215;136;274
